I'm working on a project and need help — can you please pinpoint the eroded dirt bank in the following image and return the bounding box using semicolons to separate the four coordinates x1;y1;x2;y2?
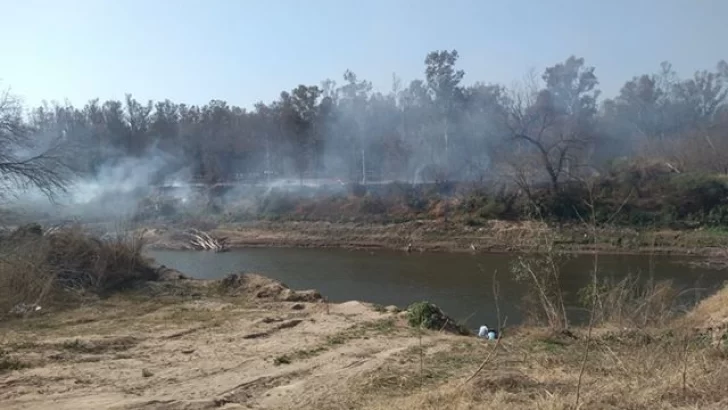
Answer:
0;274;407;410
2;273;728;410
142;220;728;256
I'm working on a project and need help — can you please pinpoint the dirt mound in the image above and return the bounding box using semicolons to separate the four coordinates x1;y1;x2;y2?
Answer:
219;273;323;302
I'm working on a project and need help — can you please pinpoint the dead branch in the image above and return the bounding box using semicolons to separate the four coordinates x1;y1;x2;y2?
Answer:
0;88;73;200
185;228;228;252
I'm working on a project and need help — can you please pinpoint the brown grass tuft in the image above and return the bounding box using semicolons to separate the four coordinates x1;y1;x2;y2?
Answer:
579;274;684;328
0;223;156;315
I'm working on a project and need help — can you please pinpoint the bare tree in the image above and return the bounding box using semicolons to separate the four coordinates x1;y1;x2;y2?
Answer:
0;87;72;200
498;57;599;193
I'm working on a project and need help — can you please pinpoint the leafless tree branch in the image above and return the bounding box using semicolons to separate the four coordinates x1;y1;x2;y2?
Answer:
0;88;74;201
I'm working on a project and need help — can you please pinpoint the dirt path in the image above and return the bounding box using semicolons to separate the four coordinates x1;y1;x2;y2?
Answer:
0;296;434;410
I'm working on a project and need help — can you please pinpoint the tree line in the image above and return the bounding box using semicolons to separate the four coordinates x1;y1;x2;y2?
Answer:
2;51;728;194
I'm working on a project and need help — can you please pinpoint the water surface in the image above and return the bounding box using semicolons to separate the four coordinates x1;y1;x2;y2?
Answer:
146;248;727;328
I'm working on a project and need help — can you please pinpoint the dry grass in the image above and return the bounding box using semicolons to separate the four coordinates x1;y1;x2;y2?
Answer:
351;280;728;410
0;223;156;316
579;274;685;328
356;326;728;410
686;282;728;329
510;226;570;330
1;279;728;409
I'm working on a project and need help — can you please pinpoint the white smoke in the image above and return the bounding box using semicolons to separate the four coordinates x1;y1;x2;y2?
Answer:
8;145;187;222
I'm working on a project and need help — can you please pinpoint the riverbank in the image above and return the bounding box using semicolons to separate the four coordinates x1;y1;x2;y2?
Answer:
1;273;727;409
142;220;728;256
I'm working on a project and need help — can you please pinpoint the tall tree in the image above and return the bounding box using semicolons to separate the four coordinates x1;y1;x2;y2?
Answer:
124;94;153;156
336;71;372;182
424;50;465;174
280;85;322;181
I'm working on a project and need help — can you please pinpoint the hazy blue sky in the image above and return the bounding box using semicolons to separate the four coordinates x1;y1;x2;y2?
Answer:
1;0;726;109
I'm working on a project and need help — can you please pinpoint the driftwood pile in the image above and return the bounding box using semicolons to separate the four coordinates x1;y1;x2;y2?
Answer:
185;228;229;252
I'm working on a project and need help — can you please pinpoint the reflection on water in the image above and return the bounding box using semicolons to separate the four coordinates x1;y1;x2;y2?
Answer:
146;248;727;328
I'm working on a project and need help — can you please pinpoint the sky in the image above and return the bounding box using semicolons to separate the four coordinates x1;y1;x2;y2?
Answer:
1;0;726;110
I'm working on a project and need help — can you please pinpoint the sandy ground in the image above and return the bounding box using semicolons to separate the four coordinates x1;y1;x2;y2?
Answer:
0;278;450;410
141;220;728;256
3;275;728;410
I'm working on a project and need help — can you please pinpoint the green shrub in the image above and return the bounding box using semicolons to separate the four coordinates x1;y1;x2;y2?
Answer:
478;198;507;219
667;173;728;219
406;301;470;335
407;301;440;329
534;187;589;221
458;191;512;220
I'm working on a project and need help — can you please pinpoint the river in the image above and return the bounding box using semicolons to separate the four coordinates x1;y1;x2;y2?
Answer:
146;248;728;328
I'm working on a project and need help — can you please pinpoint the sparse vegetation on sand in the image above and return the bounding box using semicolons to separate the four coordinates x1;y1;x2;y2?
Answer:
0;253;727;409
141;217;728;257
